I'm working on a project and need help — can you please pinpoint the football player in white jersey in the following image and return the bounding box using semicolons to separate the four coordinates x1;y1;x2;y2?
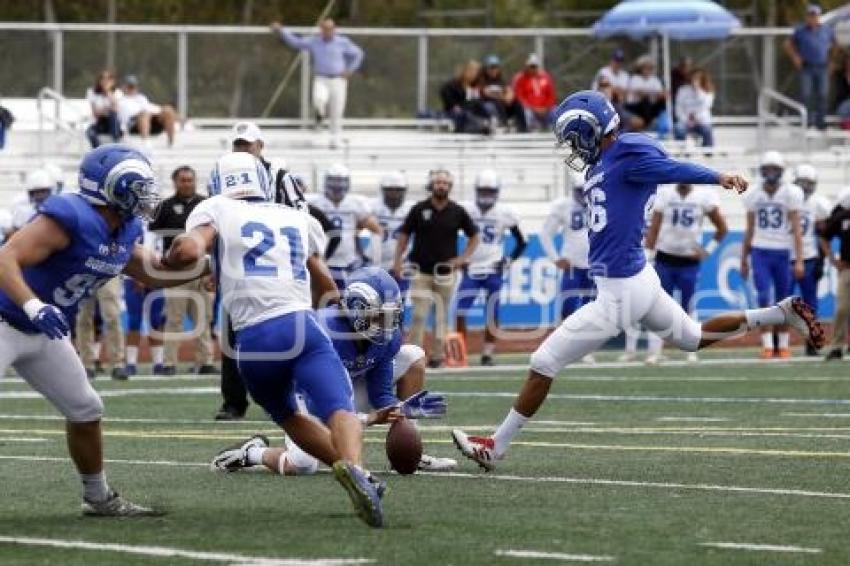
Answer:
10;169;54;234
308;163;382;289
541;175;593;320
456;169;527;366
371;171;413;293
741;151;805;359
166;152;385;527
644;183;728;363
791;164;831;355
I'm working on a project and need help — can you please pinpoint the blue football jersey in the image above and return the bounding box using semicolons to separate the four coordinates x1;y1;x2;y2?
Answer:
0;194;142;333
315;305;402;410
584;133;720;278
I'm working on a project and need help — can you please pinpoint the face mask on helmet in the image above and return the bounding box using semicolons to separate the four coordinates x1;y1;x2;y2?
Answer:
476;186;499;210
28;187;53;206
103;159;160;220
382;186;406;209
796;178;816;195
343;283;402;344
760;165;783;186
555;112;603;172
324;175;350;202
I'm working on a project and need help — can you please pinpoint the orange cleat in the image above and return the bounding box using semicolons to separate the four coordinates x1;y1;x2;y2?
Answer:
759;348;775;360
777;348;792;359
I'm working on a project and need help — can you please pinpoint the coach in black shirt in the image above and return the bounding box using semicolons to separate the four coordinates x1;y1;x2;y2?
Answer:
394;169;479;367
821;197;850;360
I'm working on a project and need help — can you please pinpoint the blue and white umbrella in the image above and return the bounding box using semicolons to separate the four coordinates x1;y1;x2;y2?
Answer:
593;0;741;94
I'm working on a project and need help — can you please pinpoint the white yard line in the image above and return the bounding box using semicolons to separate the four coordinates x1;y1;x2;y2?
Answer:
656;417;730;423
0;387;220;399
0;437;47;443
495;549;614;562
784;412;850;418
446;392;850;405
0;536;372;565
3;454;850;501
699;542;821;554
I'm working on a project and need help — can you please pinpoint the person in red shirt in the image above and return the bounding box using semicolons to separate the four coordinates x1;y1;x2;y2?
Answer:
512;53;557;131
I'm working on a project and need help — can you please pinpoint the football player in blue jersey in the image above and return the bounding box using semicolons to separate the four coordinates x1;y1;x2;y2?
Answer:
211;267;452;477
452;90;826;470
0;144;207;515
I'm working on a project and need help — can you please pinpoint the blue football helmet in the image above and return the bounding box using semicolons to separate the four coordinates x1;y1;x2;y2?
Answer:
341;267;402;344
78;144;159;220
553;90;620;171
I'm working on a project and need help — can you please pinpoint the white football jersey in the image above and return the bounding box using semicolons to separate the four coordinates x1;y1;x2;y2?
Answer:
308;193;371;269
540;196;590;269
654;186;719;257
370;198;413;269
743;182;804;250
11;201;35;230
461;202;519;275
187;196;326;331
796;193;832;260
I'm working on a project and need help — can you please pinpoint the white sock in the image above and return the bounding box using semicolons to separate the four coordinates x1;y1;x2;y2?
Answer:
647;333;664;355
483;342;495;356
761;332;773;349
151;346;164;365
745;306;786;329
126;346;138;365
246;445;266;466
493;408;528;457
81;471;110;503
92;342;102;361
778;332;790;349
625;329;638;353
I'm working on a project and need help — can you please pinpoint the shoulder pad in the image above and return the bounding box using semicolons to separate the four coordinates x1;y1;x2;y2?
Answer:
37;194;86;233
616;133;667;158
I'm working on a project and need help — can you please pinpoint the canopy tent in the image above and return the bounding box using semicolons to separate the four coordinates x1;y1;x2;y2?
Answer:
823;4;850;46
593;0;741;105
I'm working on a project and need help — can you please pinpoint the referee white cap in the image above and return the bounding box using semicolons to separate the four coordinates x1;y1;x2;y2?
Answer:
230;121;264;144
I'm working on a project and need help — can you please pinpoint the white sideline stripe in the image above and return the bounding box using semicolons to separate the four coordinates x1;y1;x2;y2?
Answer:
784;412;850;418
0;387;220;399
0;437;47;443
495;549;614;562
699;542;821;554
656;417;730;422
0;536;372;565
3;454;849;501
447;392;850;405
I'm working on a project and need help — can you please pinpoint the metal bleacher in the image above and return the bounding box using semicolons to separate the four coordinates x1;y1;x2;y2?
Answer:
2;92;850;232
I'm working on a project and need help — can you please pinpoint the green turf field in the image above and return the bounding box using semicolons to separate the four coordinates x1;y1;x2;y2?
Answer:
1;351;849;565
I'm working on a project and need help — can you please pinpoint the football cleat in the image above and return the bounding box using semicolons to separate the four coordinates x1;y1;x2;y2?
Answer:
210;434;268;472
617;352;636;363
417;454;458;472
778;296;826;350
759;348;775;360
581;354;596;365
125;364;137;376
644;354;665;366
686;352;699;363
82;490;161;517
451;429;498;472
332;461;384;528
777;348;792;359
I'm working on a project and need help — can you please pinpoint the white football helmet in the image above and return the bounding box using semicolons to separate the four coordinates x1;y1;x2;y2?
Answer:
209;152;272;201
380;171;408;209
474;168;501;209
324;163;351;203
759;151;785;186
25;169;54;205
794;163;818;195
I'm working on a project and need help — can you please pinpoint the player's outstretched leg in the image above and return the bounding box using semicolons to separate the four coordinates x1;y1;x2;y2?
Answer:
211;434;269;472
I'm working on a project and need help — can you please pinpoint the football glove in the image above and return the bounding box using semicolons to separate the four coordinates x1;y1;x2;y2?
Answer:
30;303;70;339
399;390;447;419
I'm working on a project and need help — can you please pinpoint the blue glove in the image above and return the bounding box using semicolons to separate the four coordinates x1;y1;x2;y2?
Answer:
29;303;70;339
399;390;447;419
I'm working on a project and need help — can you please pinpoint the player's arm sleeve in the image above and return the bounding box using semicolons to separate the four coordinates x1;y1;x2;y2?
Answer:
509;225;527;261
625;153;720;186
539;208;562;262
185;198;218;232
279;29;310;51
366;359;399;410
306;215;328;257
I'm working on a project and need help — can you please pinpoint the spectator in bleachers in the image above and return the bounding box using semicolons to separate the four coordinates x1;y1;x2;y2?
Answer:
440;59;489;134
85;70;122;148
0;102;13;150
833;52;850;128
670;56;694;111
149;166;215;375
592;48;630;105
625;55;667;131
596;75;641;132
822;189;850;360
476;55;527;132
512;53;557;131
784;4;837;131
674;68;716;147
117;75;177;147
271;18;364;148
393;169;479;368
76;277;126;379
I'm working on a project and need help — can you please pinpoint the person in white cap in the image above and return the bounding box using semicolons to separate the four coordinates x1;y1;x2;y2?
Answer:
741;151;805;359
511;53;557;131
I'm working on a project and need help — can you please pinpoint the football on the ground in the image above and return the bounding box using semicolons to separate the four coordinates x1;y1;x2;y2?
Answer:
385;418;422;475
